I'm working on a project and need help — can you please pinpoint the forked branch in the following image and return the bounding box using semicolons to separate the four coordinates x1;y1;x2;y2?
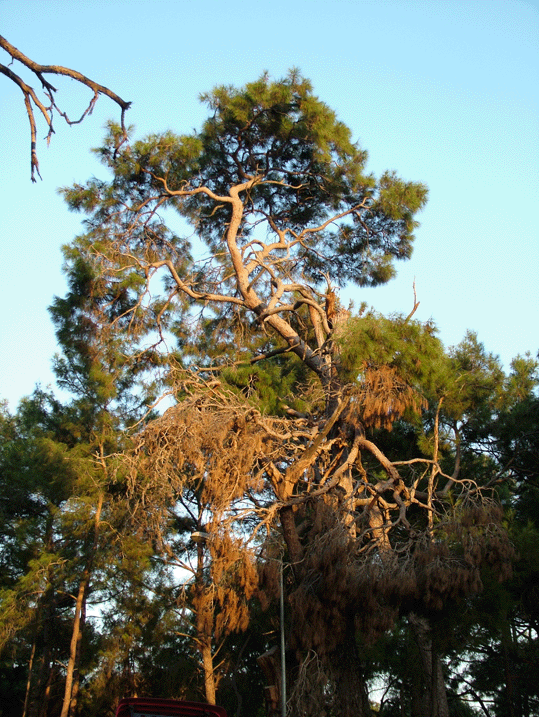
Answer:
0;34;131;181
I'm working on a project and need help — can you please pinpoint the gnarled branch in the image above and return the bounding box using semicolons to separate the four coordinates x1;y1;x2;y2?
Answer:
0;34;131;181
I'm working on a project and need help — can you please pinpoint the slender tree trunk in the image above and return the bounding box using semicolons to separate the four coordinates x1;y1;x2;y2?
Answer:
33;589;56;717
500;617;519;717
39;665;55;717
194;538;217;704
22;637;37;717
25;519;58;717
60;576;89;717
201;638;217;705
69;596;85;716
60;492;104;717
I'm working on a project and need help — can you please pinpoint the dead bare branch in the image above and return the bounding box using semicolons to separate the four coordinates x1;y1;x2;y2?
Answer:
0;34;131;180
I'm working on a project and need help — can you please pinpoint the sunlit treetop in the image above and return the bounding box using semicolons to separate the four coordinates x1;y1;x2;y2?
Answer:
62;71;428;383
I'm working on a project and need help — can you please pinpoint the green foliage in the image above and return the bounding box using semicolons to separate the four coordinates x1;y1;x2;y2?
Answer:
336;311;448;393
444;331;505;423
60;70;428;336
220;354;312;416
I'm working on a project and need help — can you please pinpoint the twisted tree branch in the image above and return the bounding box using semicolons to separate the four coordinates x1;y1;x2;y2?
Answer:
1;34;131;181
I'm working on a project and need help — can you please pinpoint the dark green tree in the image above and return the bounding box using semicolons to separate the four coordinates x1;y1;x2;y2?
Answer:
0;391;101;717
366;348;538;717
0;247;160;717
456;355;539;717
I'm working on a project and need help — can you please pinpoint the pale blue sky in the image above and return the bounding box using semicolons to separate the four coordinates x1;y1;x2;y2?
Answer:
1;0;538;409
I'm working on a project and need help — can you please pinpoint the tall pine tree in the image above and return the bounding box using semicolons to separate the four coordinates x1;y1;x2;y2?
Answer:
59;71;513;716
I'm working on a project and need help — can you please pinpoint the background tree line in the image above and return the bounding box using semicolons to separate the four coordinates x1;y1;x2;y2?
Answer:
0;61;538;717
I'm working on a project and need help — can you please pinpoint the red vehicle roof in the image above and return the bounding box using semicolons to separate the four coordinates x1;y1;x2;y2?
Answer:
115;698;227;717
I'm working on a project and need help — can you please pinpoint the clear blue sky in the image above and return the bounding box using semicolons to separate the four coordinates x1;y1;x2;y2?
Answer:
1;0;538;410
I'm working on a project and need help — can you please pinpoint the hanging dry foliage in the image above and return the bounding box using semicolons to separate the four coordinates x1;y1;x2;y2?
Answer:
126;387;296;530
284;495;514;655
132;400;262;504
354;363;427;430
206;529;260;640
287;651;336;717
256;559;281;612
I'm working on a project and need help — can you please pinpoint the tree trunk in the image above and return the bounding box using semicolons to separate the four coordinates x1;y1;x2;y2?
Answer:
257;646;281;717
279;506;303;567
201;638;217;705
38;665;55;717
500;617;519;717
22;638;37;717
69;596;86;716
60;492;103;717
329;624;371;717
408;613;449;717
194;539;217;705
32;589;56;717
60;575;89;717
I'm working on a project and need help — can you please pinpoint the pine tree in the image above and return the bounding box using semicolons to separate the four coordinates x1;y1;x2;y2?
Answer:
58;71;513;716
0;247;158;717
456;354;539;717
47;249;157;717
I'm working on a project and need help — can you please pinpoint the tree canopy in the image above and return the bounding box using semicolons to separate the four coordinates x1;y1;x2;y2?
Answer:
61;70;427;386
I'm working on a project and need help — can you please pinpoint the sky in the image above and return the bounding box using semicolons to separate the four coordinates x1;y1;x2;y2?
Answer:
1;0;538;411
